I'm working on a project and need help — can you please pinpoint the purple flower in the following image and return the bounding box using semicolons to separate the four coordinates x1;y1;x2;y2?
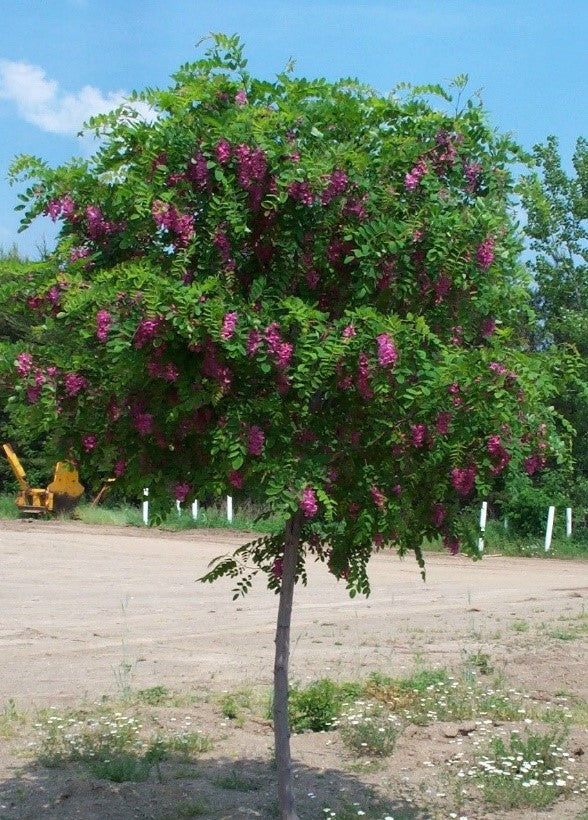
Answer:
114;459;126;477
376;333;398;368
133;412;154;436
96;309;112;342
404;159;428;191
287;180;314;206
82;435;97;453
235;89;248;106
64;372;88;397
246;329;262;356
476;236;495;271
229;470;244;489
435;412;452;435
443;534;460;555
133;317;163;348
174;482;190;503
481;317;496;337
247;425;265;456
431;503;446;528
15;352;33;377
370;485;387;510
215;139;232;164
357;352;373;400
299;487;318;518
69;245;91;263
342;324;356;338
487;435;510;475
411;424;427;448
220;311;238;341
451;465;476;496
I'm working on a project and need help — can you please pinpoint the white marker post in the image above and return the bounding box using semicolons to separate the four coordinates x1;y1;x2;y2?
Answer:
226;495;233;524
478;501;488;553
175;500;182;516
192;500;199;521
566;507;572;538
544;505;555;552
142;488;149;525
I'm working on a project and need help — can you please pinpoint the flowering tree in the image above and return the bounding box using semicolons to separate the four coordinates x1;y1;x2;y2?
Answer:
4;36;565;818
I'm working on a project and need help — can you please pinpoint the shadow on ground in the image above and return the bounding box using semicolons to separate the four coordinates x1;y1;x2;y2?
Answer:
0;753;430;819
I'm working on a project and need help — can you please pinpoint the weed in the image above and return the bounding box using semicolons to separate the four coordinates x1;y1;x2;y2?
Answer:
0;699;26;739
213;768;260;791
511;619;530;633
336;701;401;757
172;800;208;817
287;679;363;733
135;685;170;705
466;728;588;809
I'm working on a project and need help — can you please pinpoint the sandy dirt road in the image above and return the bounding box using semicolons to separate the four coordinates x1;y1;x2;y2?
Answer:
1;519;586;706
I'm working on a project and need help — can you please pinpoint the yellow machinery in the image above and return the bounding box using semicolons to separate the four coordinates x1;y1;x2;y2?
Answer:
2;443;85;515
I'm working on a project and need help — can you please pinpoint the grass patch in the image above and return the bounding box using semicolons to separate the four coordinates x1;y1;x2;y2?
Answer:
212;768;260;791
336;701;401;757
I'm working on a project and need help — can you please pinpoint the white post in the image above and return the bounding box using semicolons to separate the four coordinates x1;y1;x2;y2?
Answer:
192;499;199;520
142;488;149;525
544;506;555;551
503;517;508;531
226;495;233;524
566;507;572;538
175;500;182;516
478;501;488;552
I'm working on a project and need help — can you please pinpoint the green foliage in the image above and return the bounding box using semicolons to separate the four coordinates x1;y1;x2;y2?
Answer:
287;678;362;733
1;34;567;594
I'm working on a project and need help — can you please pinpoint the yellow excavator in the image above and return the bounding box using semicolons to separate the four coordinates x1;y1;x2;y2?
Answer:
2;443;85;515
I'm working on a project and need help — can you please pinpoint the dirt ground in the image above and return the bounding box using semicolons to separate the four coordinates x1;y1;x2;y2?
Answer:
0;519;586;819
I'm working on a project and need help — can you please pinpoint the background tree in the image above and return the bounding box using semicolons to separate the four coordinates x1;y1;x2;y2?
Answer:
3;36;566;817
519;136;587;511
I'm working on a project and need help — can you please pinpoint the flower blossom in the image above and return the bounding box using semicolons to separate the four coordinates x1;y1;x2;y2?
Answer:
411;424;427;448
451;465;476;496
476;236;495;271
220;312;238;341
174;483;190;503
82;435;97;453
15;352;33;377
96;309;112;342
376;333;398;368
487;435;510;475
234;89;248;105
247;425;265;456
229;470;244;489
342;324;356;338
357;352;373;399
404;159;428;191
299;487;318;518
215;139;232;164
431;502;446;528
64;372;88;397
133;412;154;436
370;485;387;510
435;412;452;435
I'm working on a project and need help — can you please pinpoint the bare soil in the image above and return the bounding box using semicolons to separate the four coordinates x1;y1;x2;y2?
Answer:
0;519;586;819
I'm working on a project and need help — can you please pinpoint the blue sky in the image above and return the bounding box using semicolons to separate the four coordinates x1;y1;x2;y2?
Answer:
1;0;586;258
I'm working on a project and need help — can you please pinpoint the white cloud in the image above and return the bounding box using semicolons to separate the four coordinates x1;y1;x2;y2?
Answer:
0;59;143;136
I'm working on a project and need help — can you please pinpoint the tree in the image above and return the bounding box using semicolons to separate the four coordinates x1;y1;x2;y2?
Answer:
3;36;566;817
519;137;587;497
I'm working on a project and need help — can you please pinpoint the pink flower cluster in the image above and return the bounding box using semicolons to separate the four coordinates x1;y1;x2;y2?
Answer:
246;328;262;355
265;323;293;369
451;464;476;496
376;333;398;368
186;150;210;190
404;159;428;191
202;341;232;392
342;325;356;338
229;470;244;489
96;309;112;342
44;195;76;221
64;372;88;397
234;89;248;105
411;424;428;448
220;311;238;341
370;485;387;510
431;502;446;528
247;425;265;456
133;317;163;349
133;411;154;436
82;435;97;453
113;459;126;477
524;453;546;475
487;435;510;475
463;161;482;193
299;487;318;518
146;359;179;381
151;199;194;247
213;228;236;272
15;352;33;377
435;412;452;435
320;169;348;205
69;245;91;263
476;236;495;271
287;180;314;206
86;205;121;240
174;482;190;503
215;139;232;164
235;144;267;188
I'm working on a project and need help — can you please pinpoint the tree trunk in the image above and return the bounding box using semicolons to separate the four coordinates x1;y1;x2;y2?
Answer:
273;513;301;820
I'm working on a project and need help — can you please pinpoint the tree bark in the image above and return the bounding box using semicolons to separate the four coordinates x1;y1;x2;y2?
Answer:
273;513;301;820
